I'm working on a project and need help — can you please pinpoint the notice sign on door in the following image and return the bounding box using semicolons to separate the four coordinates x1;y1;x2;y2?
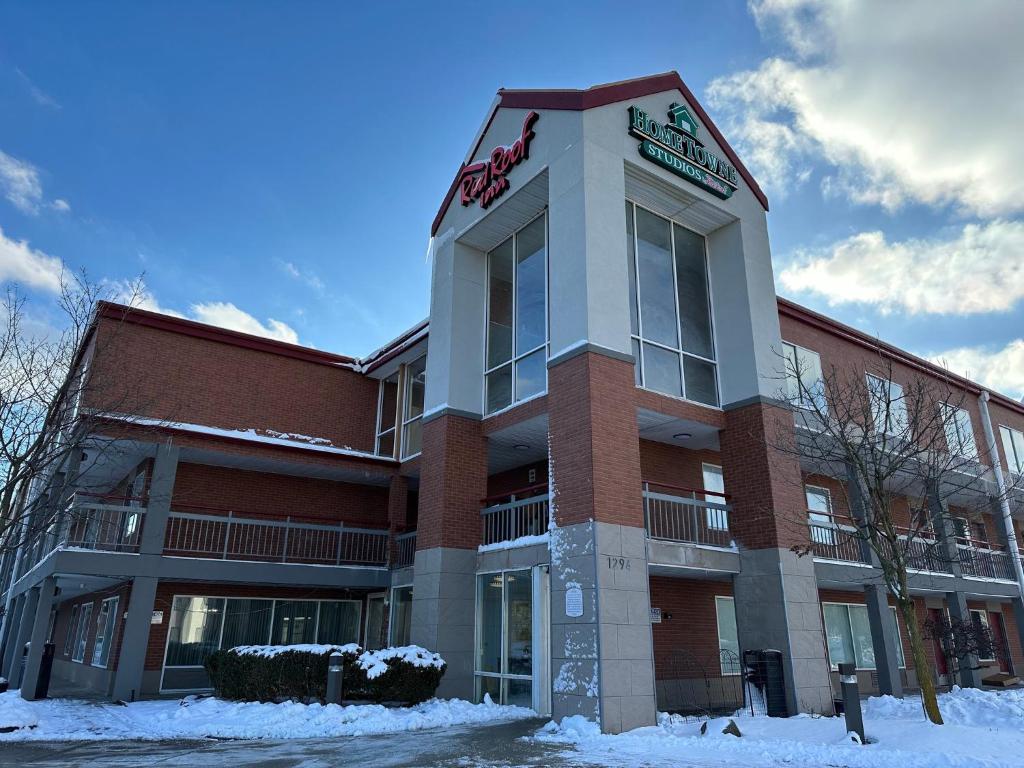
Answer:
565;586;584;618
650;607;662;623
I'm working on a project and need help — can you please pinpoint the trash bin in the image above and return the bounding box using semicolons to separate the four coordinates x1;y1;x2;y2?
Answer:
34;642;56;699
743;649;788;717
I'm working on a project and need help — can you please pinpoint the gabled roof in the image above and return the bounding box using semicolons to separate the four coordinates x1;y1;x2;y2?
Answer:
431;71;768;235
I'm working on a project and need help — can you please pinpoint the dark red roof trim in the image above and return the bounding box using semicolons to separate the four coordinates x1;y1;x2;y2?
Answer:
777;297;1024;418
362;320;429;374
431;71;768;235
97;301;359;368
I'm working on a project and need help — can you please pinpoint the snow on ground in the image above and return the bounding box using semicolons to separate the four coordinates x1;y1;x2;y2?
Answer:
536;687;1024;768
0;691;534;742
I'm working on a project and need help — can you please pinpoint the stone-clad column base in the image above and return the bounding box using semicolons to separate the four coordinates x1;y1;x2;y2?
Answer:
410;547;475;701
550;520;657;734
864;583;903;697
734;548;833;715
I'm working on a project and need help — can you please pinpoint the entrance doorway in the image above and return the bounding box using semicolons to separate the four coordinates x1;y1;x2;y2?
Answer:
989;611;1013;675
474;566;550;715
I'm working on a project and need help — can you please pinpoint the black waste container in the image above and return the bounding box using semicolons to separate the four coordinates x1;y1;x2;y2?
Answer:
34;642;56;699
743;649;788;717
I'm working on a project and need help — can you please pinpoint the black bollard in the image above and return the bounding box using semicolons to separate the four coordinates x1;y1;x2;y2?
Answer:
838;662;865;743
326;652;344;705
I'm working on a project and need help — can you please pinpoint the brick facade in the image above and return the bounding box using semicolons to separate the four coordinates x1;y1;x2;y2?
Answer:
649;577;733;680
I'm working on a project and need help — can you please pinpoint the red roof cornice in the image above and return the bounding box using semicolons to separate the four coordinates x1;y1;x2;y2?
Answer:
96;301;359;368
431;71;768;235
777;297;1024;417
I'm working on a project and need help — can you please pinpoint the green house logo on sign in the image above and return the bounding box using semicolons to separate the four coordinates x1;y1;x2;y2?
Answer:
628;103;738;200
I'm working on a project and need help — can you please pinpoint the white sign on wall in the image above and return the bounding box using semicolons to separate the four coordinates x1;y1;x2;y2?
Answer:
565;586;584;618
151;611;163;625
650;607;662;623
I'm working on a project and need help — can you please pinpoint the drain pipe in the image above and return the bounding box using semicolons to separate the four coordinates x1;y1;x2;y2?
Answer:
978;391;1024;600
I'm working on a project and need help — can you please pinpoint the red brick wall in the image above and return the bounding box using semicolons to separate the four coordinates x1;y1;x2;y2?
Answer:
85;317;379;452
170;463;388;527
639;441;722;490
486;461;547;499
649;577;733;679
719;402;807;550
548;353;643;527
416;414;488;550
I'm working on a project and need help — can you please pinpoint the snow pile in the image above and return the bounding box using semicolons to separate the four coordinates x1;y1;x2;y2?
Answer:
229;643;360;659
357;646;444;680
0;691;534;742
262;429;334;446
478;532;549;553
536;688;1024;768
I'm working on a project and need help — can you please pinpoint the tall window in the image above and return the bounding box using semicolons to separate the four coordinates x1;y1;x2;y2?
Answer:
375;372;399;457
715;596;740;674
389;586;413;647
627;202;718;406
63;604;80;656
806;485;834;545
969;609;996;662
782;342;825;411
486;214;547;414
401;356;426;459
822;602;905;670
72;603;94;662
999;425;1024;475
866;375;908;436
702;463;728;531
476;569;533;707
91;596;120;668
941;404;978;459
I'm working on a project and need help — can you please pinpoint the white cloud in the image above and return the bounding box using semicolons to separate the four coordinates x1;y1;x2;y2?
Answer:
0;226;64;292
0;150;44;214
707;0;1024;215
930;341;1024;401
279;260;325;293
16;68;60;110
190;301;299;344
778;220;1024;315
51;198;70;213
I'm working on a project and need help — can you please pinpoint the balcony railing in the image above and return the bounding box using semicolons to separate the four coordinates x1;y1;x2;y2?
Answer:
163;509;389;567
808;521;868;564
395;530;416;569
643;483;732;548
958;543;1015;581
62;501;145;553
480;486;550;547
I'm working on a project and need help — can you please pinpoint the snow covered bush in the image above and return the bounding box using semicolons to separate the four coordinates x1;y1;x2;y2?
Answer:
205;644;445;705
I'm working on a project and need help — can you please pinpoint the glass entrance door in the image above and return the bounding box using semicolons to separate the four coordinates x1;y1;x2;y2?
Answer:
475;568;546;710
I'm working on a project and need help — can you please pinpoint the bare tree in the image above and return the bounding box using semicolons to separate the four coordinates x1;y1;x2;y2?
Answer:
772;347;1020;725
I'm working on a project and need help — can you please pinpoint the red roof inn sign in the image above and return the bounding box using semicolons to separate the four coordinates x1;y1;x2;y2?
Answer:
460;111;540;210
629;104;738;200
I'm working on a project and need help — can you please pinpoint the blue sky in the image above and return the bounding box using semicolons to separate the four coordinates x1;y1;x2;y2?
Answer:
1;1;1022;396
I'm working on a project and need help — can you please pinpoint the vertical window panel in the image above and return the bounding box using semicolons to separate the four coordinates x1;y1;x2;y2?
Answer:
673;223;714;359
165;597;223;667
635;208;678;348
221;599;273;649
642;343;682;398
514;349;546;402
626;202;638;336
683;356;719;406
715;596;740;674
487;239;514;369
515;217;546;355
477;573;503;674
271;600;317;645
316;601;361;645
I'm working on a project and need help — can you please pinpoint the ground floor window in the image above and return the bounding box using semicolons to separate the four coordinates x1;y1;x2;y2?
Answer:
715;596;740;674
475;569;533;707
71;603;93;663
63;604;79;656
91;596;120;668
162;595;363;691
389;586;413;647
822;602;905;670
969;609;996;662
364;593;387;650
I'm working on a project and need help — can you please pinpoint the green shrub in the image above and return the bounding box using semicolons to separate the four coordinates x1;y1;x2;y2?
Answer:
204;644;445;705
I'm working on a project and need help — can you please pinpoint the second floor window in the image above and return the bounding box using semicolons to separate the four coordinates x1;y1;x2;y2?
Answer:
627;202;718;406
941;404;978;460
782;342;825;412
806;485;834;544
999;425;1024;475
375;372;399;457
402;356;426;459
485;214;547;415
866;375;908;436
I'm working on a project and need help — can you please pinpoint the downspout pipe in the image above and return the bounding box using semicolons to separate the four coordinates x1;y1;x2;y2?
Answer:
977;391;1024;601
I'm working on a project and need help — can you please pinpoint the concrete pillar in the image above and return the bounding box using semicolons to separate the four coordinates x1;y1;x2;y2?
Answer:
8;586;40;689
946;591;982;688
410;413;486;701
0;592;27;680
111;576;158;702
20;576;57;700
139;442;179;555
864;584;903;696
547;351;656;734
722;401;833;716
846;462;903;696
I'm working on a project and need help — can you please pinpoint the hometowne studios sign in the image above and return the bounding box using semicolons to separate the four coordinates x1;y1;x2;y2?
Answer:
628;103;738;200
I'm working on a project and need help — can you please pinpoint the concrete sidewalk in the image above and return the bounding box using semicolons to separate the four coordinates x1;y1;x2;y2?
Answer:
0;717;597;767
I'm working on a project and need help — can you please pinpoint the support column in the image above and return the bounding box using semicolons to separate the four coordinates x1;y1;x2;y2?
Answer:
846;463;903;697
548;352;656;734
946;590;982;688
20;576;57;700
0;592;27;681
8;586;40;689
722;401;833;716
410;413;486;700
139;441;179;555
111;576;158;702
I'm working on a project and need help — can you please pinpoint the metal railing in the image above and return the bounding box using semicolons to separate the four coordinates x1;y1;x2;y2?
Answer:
395;530;416;569
163;510;389;566
480;488;550;547
643;483;732;548
900;534;955;575
958;544;1015;581
62;501;145;552
808;521;867;563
